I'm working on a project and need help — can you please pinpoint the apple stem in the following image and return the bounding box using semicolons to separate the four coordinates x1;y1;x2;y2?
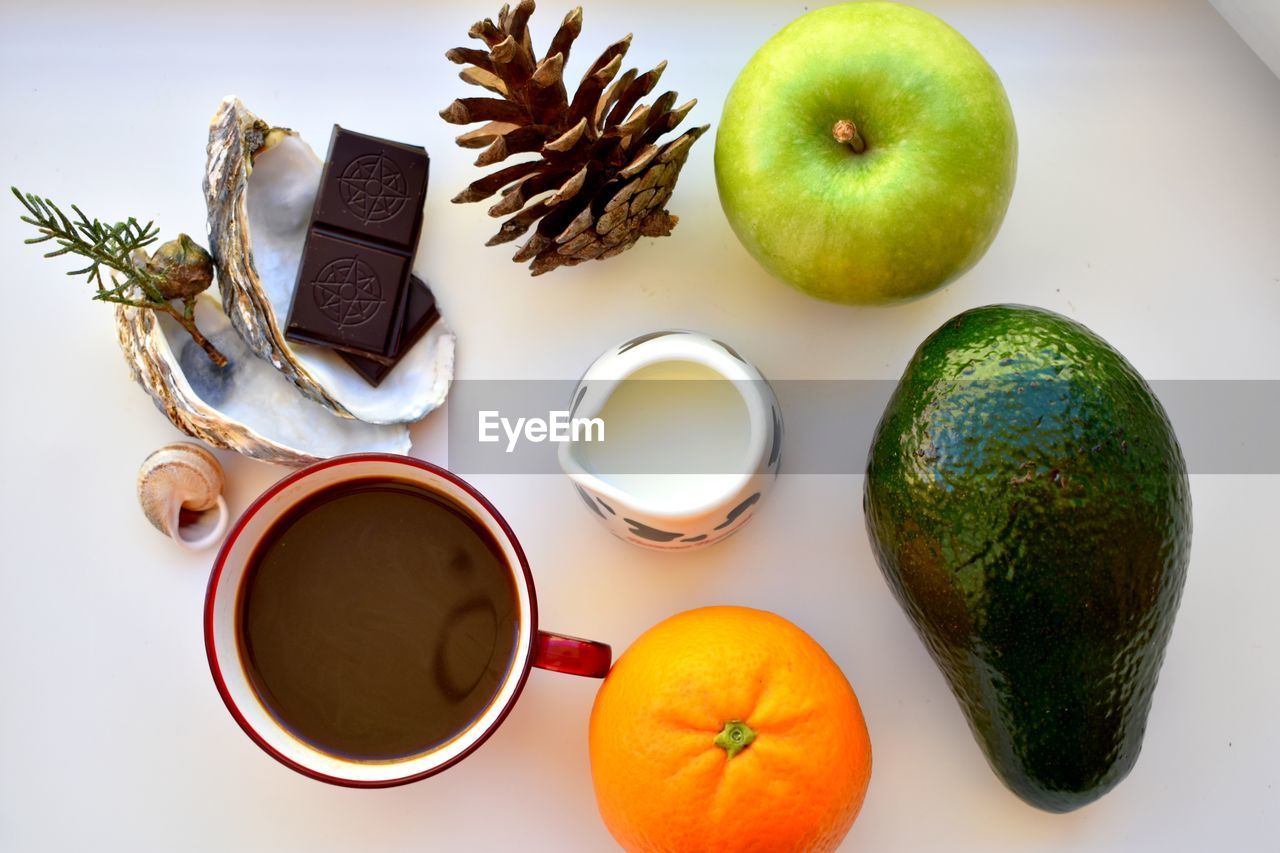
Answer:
832;119;866;154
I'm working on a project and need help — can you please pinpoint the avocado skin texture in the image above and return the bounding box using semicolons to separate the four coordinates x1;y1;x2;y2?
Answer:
864;305;1190;813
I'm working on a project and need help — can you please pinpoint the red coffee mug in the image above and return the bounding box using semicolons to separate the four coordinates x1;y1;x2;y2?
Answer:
205;454;611;787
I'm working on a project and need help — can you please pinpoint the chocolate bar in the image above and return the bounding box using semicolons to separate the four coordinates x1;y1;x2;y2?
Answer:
312;128;430;252
286;231;411;360
340;276;440;386
285;126;430;364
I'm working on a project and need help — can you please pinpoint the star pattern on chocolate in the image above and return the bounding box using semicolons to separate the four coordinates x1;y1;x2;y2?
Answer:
311;256;383;327
338;153;409;223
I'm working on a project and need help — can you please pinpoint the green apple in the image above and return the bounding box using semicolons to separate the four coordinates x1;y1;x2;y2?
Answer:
715;2;1017;305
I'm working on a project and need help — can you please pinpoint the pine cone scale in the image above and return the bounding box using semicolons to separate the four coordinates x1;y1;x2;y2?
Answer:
544;117;588;153
460;67;508;97
555;205;596;244
531;53;564;88
505;0;535;43
476;124;549;166
546;165;590;207
441;97;529;126
605;61;666;127
618;144;659;179
469;19;506;48
487;202;548;246
447;47;494;70
491;35;534;85
566;55;623;126
455;121;518;149
512;230;553;263
596;69;637;125
453;159;543;203
580;35;632;83
610;105;652;139
546;8;583;64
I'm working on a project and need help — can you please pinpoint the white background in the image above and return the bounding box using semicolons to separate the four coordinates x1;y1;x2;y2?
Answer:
2;0;1278;850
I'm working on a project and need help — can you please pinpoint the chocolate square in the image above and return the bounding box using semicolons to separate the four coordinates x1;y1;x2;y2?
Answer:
284;230;411;360
340;276;440;386
313;127;430;252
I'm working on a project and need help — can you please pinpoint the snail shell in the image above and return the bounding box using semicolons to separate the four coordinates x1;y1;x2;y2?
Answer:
137;443;229;551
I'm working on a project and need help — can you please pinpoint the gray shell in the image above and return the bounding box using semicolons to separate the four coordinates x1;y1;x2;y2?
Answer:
116;295;410;467
205;96;454;424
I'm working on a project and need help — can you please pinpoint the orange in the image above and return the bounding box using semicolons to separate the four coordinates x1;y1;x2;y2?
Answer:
589;606;872;852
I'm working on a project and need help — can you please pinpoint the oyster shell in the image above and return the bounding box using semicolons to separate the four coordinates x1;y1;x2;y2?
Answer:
206;97;454;424
117;294;410;466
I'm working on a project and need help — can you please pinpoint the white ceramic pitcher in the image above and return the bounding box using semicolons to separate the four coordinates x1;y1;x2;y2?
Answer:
559;330;782;550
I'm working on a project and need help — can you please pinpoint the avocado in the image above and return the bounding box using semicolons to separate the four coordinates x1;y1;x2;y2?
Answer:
864;305;1190;812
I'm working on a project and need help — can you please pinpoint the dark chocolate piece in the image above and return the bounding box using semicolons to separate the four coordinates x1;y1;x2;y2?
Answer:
341;276;440;386
285;126;431;363
285;230;410;360
313;127;430;252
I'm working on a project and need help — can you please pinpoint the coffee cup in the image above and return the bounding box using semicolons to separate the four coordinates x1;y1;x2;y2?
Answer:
205;454;611;787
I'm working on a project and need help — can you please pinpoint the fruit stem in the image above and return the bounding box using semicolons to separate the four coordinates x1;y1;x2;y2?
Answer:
714;720;757;759
832;119;866;154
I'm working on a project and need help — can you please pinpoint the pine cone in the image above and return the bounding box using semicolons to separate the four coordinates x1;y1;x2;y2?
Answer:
441;1;708;276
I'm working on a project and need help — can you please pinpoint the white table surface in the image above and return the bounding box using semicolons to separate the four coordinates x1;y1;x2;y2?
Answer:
2;0;1278;850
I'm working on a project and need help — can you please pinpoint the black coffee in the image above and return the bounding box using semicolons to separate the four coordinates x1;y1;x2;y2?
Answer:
238;478;520;760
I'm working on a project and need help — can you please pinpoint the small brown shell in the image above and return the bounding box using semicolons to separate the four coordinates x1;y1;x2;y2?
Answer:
137;443;229;551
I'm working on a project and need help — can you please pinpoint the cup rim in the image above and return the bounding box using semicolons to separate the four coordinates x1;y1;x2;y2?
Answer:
203;453;540;788
558;329;774;519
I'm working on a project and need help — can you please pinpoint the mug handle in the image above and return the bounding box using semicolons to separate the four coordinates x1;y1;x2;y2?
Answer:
534;631;612;678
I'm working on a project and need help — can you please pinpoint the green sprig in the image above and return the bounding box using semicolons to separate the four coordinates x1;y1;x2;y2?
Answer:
13;187;227;366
